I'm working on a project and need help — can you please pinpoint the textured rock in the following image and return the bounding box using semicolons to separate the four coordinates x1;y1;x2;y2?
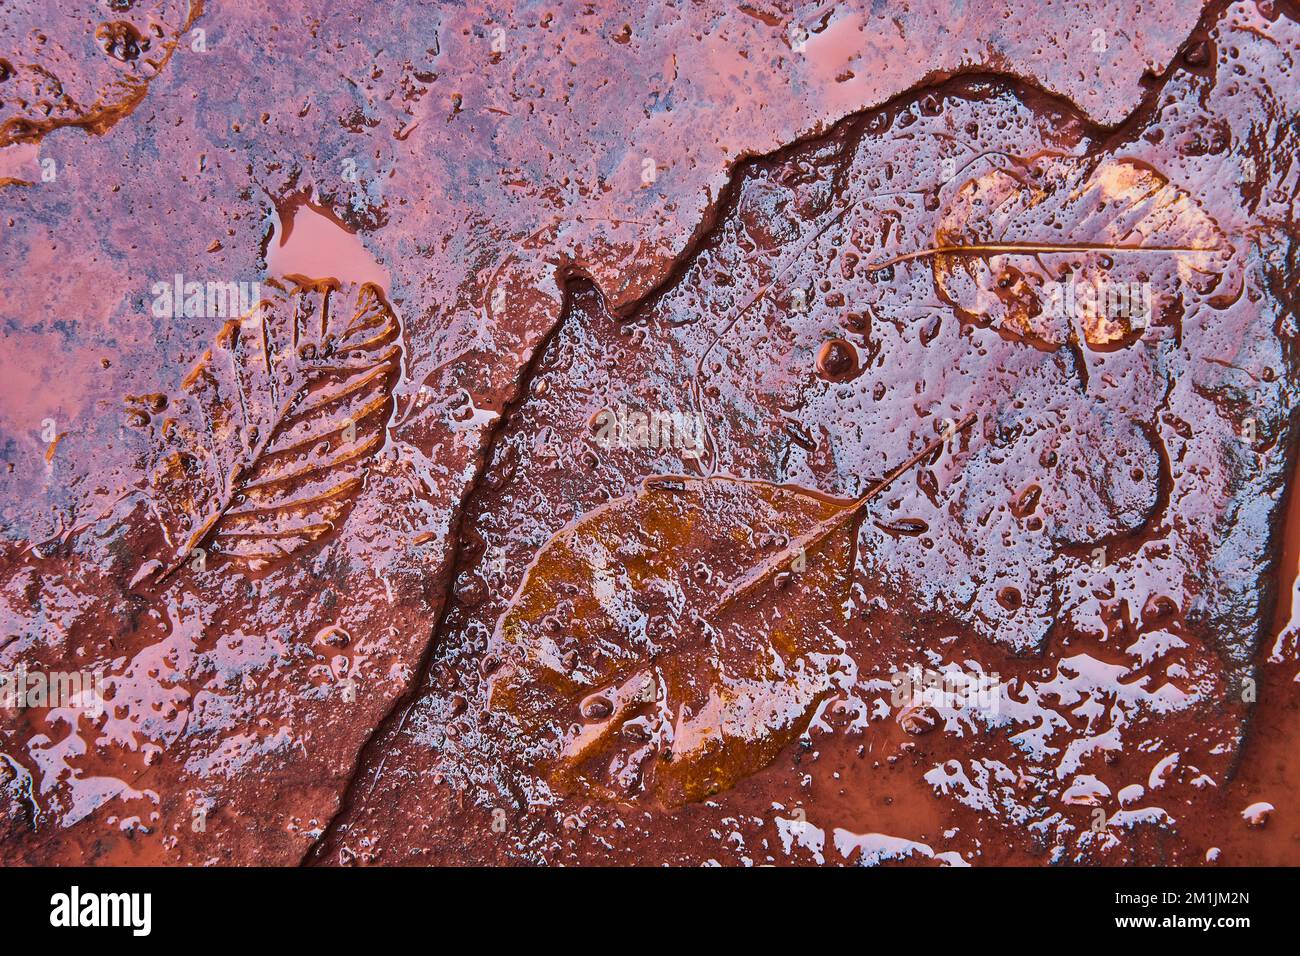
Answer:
1;0;1297;866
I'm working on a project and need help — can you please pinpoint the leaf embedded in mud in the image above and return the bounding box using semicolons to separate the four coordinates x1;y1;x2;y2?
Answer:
144;279;401;574
923;154;1232;349
485;475;863;808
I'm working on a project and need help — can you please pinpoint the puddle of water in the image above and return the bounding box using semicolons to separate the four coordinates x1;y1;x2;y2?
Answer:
266;198;390;291
803;12;867;83
0;143;40;184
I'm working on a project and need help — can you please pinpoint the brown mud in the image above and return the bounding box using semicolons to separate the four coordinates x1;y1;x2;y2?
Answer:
1;0;1298;866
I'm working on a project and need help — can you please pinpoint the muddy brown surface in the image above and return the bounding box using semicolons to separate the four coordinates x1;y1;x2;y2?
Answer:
1;1;1298;866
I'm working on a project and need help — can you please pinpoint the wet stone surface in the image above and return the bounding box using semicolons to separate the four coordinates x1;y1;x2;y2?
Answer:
1;0;1299;865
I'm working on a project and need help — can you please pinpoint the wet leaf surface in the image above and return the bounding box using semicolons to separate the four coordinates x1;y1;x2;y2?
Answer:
488;422;966;806
488;476;855;806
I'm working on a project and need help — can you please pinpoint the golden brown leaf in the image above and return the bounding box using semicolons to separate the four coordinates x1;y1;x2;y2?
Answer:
486;476;856;807
486;422;969;807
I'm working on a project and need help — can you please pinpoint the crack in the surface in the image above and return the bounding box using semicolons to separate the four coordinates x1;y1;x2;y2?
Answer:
682;0;1235;474
303;270;596;863
302;0;1235;865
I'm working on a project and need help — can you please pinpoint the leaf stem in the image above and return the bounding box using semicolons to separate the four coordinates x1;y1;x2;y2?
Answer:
712;413;977;614
851;412;976;512
864;242;1226;274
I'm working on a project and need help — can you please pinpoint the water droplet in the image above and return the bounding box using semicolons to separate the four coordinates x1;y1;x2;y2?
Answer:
580;694;613;720
996;586;1023;612
874;517;928;537
816;338;857;380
